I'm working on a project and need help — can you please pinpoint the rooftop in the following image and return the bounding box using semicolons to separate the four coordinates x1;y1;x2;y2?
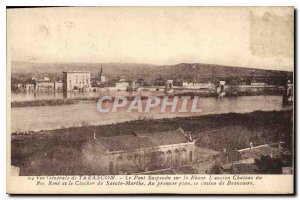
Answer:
95;130;191;152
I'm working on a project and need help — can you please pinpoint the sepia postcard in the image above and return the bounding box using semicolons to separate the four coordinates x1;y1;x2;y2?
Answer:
7;6;294;194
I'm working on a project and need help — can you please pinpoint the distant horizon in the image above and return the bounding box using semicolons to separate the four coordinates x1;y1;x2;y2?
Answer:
11;60;294;72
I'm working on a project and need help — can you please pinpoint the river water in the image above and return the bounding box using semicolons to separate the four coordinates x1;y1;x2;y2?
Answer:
11;95;285;133
11;90;164;102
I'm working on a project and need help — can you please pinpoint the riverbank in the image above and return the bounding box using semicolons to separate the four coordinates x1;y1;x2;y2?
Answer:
11;110;293;175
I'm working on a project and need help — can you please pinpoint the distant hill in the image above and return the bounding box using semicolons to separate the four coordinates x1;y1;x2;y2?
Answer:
11;61;292;83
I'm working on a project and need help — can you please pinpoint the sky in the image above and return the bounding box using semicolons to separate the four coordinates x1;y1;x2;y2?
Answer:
7;7;294;71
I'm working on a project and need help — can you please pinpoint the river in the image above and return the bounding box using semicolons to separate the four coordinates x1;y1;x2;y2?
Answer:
11;95;285;133
11;90;164;102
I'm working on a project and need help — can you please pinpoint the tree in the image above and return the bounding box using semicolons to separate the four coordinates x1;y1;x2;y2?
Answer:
154;78;166;86
254;155;283;174
208;162;225;174
136;78;147;87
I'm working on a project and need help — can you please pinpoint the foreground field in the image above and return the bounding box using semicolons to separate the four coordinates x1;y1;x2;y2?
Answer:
11;110;293;175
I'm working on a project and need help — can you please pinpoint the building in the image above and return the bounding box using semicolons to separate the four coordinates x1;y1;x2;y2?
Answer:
182;82;215;90
25;83;35;91
62;71;91;92
16;83;23;90
100;75;106;83
54;81;63;91
115;82;129;90
214;143;283;166
251;82;267;86
25;80;63;91
219;80;226;86
83;129;197;175
98;66;107;83
34;78;55;91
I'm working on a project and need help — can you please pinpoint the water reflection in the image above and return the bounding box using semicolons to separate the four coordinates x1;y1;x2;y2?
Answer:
11;90;166;102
